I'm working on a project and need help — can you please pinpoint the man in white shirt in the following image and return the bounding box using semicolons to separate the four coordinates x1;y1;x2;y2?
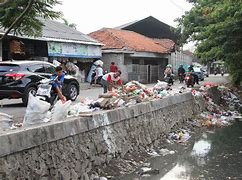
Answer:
101;70;124;93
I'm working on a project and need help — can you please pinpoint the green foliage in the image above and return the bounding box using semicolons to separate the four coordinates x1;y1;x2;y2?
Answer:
62;18;77;30
176;0;242;85
0;0;62;37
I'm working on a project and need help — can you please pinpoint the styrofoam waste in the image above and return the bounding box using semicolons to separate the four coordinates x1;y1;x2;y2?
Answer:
51;100;72;121
0;112;13;130
23;94;50;126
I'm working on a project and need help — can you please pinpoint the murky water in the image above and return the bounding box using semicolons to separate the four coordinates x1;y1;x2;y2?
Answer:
121;120;242;180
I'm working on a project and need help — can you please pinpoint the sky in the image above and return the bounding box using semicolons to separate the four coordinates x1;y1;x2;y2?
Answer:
56;0;194;50
56;0;192;34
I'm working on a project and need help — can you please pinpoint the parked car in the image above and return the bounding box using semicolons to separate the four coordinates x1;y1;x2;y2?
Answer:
194;67;205;81
201;67;209;77
0;61;80;105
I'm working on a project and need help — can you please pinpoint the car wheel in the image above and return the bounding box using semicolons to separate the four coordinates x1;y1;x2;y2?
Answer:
66;83;78;101
22;86;37;106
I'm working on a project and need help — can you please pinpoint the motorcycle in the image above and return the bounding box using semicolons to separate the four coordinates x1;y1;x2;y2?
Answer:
221;70;224;76
36;78;59;109
179;73;185;83
185;73;195;87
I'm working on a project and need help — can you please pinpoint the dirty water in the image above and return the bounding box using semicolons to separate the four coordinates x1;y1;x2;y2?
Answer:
120;119;242;180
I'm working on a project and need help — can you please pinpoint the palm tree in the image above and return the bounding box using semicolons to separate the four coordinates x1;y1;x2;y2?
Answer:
62;18;77;30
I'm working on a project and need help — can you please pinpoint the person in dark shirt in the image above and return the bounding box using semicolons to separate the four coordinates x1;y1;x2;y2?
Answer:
178;64;186;83
50;66;66;101
188;65;199;85
110;62;118;72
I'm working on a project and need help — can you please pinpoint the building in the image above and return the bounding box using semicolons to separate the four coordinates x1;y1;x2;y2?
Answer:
117;16;193;73
89;28;175;83
0;19;102;81
116;16;178;41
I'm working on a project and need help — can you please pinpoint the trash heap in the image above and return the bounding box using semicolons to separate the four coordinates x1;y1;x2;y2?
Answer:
67;80;189;117
167;84;242;144
192;84;242;128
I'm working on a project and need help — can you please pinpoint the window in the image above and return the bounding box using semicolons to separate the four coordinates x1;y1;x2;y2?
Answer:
44;65;55;74
28;64;45;73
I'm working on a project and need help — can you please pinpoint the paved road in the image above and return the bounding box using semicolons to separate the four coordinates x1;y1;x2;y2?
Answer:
0;74;229;123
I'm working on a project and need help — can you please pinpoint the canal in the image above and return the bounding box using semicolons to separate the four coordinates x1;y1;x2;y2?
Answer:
120;119;242;180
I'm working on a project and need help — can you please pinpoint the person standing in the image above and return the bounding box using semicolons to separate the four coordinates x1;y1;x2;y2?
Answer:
101;70;124;93
110;62;118;72
91;64;103;85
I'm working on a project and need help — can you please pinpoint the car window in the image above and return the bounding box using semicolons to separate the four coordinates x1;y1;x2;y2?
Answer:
0;64;19;72
44;64;55;74
28;64;45;73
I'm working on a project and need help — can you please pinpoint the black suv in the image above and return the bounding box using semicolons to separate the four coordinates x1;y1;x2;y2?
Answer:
0;61;80;105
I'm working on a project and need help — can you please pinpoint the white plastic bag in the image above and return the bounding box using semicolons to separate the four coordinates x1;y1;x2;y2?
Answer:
23;94;50;126
53;60;61;67
52;100;72;121
154;80;168;90
0;112;13;130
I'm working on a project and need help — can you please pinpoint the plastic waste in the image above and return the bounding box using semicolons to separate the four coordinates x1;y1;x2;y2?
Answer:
23;94;50;126
154;80;168;90
52;100;71;121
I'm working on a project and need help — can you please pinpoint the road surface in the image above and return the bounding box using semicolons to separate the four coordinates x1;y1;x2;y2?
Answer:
0;75;229;123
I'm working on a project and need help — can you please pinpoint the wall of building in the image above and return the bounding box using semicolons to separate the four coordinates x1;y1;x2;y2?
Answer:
0;93;206;179
101;53;127;81
168;51;193;74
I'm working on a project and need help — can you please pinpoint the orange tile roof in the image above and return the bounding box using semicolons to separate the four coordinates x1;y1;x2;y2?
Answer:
89;28;169;54
153;38;175;52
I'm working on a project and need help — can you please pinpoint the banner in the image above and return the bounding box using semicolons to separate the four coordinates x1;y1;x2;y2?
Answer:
48;42;101;58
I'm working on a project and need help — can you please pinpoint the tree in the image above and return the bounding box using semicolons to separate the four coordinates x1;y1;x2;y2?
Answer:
62;18;77;30
176;0;242;85
0;0;62;39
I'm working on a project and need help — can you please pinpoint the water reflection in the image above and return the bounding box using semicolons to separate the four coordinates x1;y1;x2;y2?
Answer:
159;164;190;180
121;120;242;180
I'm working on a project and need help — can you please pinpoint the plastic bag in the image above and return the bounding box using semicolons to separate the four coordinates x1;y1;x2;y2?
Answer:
0;112;13;130
53;60;61;66
23;94;50;126
154;80;168;90
52;100;72;121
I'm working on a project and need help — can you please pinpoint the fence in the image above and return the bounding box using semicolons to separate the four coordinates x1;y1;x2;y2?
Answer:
127;64;160;83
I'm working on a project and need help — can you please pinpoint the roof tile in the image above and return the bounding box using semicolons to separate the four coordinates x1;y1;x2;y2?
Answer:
89;28;169;54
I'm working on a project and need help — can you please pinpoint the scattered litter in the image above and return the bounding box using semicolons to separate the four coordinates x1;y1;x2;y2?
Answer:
137;167;160;176
147;150;160;157
168;129;191;143
159;148;175;156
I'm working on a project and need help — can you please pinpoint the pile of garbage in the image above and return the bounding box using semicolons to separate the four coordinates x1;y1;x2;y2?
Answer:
67;81;189;117
192;84;242;128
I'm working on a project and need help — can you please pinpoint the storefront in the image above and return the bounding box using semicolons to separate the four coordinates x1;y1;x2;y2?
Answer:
47;41;102;82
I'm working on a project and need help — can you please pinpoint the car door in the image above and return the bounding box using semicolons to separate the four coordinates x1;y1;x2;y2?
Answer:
43;64;55;78
27;64;46;82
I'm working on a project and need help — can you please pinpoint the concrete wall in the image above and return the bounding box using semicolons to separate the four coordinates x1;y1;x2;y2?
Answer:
168;51;193;74
101;53;128;81
0;93;205;179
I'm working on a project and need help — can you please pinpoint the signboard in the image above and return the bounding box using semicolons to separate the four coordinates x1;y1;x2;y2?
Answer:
48;42;101;58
